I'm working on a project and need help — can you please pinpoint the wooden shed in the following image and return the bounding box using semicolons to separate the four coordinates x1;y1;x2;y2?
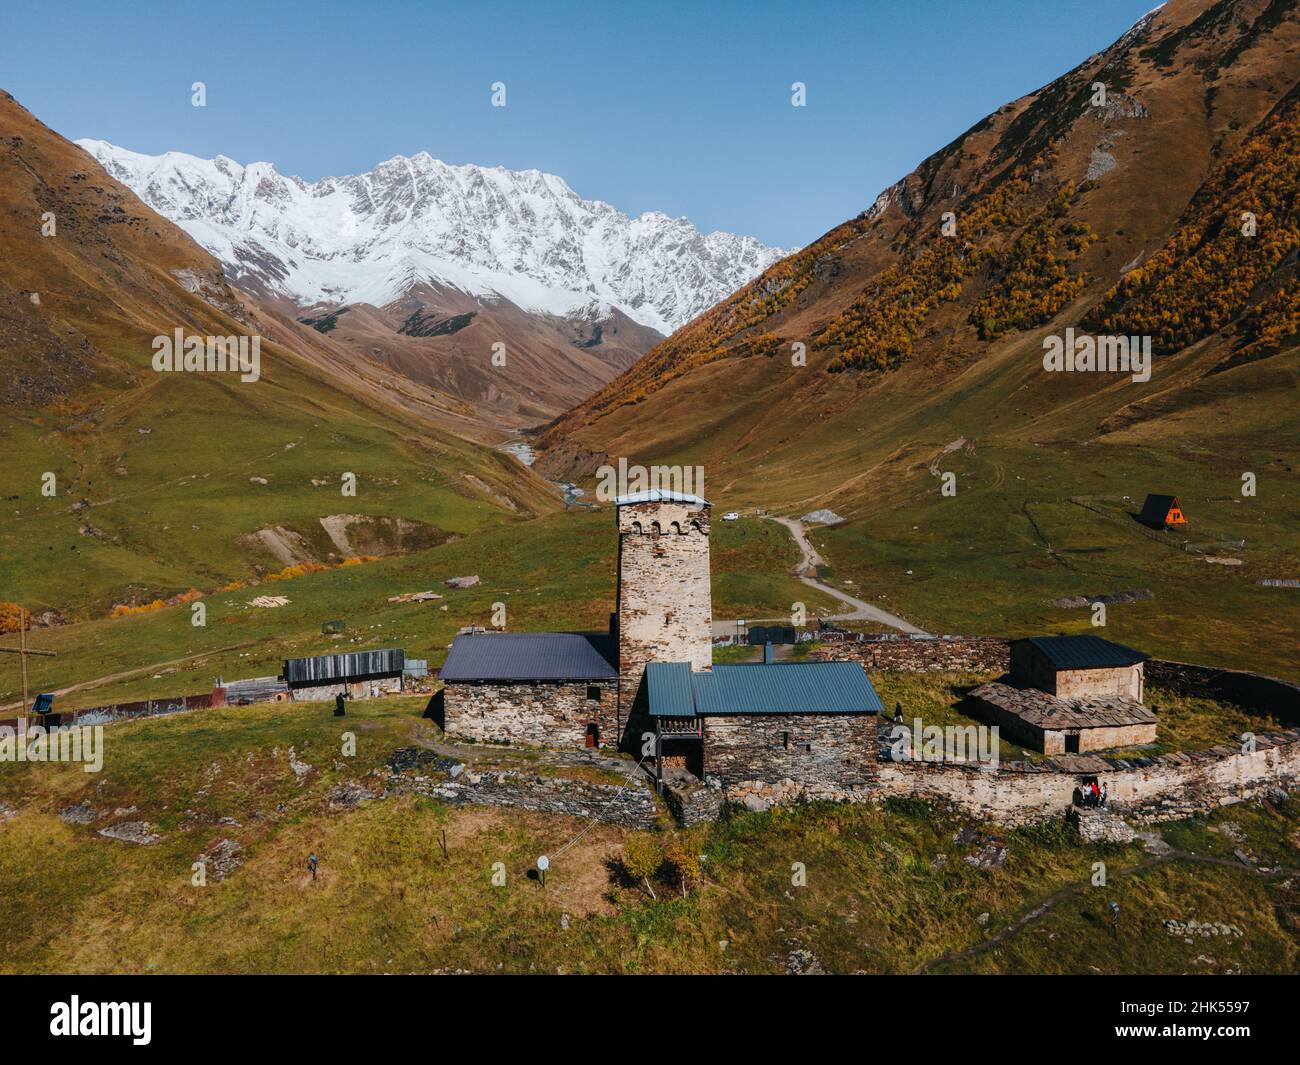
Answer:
1138;494;1186;528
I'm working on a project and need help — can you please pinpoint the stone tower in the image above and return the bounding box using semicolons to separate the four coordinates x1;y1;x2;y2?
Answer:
614;490;712;747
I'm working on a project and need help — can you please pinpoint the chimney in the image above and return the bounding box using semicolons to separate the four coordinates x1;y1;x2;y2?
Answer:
763;643;774;664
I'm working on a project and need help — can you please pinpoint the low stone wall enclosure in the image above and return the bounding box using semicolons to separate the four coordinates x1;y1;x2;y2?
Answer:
815;634;1010;673
735;636;1300;826
17;636;1298;832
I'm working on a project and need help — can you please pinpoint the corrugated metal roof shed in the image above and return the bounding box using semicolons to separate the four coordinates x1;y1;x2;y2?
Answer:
283;649;405;686
440;632;617;682
646;662;696;716
1020;635;1147;670
647;661;882;717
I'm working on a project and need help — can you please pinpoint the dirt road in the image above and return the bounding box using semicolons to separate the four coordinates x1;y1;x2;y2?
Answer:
711;517;928;636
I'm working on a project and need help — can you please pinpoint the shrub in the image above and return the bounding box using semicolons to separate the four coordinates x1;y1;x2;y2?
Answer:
621;833;663;899
664;834;703;897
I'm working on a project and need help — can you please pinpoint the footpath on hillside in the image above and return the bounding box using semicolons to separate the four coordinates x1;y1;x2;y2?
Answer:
712;516;928;637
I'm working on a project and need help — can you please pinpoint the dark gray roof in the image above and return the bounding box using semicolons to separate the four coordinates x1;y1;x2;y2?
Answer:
283;649;405;686
1138;494;1181;522
1019;635;1148;671
647;661;882;717
440;632;618;682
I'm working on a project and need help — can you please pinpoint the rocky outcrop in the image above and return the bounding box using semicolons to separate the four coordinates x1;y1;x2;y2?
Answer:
387;757;657;829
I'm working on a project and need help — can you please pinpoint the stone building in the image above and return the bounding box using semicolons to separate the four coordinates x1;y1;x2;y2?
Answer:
438;490;883;789
644;654;881;787
1010;635;1146;701
970;635;1155;754
439;632;618;747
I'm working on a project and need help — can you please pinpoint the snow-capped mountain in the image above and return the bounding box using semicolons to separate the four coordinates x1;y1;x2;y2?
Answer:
76;140;787;335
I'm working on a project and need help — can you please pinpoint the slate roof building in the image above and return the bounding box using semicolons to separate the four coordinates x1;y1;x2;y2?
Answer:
439;492;883;786
969;635;1155;755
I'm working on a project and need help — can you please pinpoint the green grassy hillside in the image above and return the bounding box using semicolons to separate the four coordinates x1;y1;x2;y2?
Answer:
1;508;842;713
2;695;1296;974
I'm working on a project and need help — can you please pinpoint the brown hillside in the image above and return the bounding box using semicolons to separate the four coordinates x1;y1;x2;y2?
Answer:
537;0;1300;500
0;88;558;618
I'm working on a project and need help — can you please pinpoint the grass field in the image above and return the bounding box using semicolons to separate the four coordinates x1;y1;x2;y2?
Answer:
2;695;1297;974
814;438;1300;679
1;507;841;713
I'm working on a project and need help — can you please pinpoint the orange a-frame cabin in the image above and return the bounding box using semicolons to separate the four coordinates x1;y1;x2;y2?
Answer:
1138;494;1187;528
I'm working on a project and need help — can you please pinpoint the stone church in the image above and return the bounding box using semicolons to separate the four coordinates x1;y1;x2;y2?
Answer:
439;490;881;789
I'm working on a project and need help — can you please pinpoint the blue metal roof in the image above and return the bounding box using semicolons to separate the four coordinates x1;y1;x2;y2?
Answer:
440;632;618;682
647;661;882;717
646;662;696;716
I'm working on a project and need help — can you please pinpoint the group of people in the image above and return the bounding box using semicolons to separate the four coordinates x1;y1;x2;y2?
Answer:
1079;780;1108;808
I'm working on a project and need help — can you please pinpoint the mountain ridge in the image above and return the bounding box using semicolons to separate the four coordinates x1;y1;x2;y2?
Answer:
537;0;1299;485
76;140;789;337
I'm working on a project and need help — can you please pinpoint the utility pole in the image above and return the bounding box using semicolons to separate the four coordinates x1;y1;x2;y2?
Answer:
0;608;57;729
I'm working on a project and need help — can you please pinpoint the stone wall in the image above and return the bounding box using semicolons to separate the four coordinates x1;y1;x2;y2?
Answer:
0;692;215;731
814;635;1009;673
704;712;876;788
873;729;1300;826
443;680;618;748
386;756;658;829
1147;659;1300;723
661;776;725;826
616;499;712;747
1054;664;1144;701
289;675;404;702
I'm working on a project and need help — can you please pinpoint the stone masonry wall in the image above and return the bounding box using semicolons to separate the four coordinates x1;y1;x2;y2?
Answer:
1052;664;1143;701
814;635;1010;673
616;499;712;747
443;680;618;748
704;713;876;788
390;762;657;829
875;731;1300;826
1146;660;1300;723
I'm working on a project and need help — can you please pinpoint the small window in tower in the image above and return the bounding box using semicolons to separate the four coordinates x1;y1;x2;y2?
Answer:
782;731;790;749
586;685;601;703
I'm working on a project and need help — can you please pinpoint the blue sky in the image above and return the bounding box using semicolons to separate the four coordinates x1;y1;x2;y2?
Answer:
2;0;1159;247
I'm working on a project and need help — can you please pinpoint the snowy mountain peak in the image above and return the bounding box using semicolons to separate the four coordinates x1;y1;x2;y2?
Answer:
77;139;787;333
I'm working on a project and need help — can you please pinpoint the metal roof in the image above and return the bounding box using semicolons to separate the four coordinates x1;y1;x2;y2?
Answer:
615;490;710;506
647;661;882;717
1019;635;1148;671
440;632;618;682
1138;494;1181;522
646;662;696;716
283;649;405;686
